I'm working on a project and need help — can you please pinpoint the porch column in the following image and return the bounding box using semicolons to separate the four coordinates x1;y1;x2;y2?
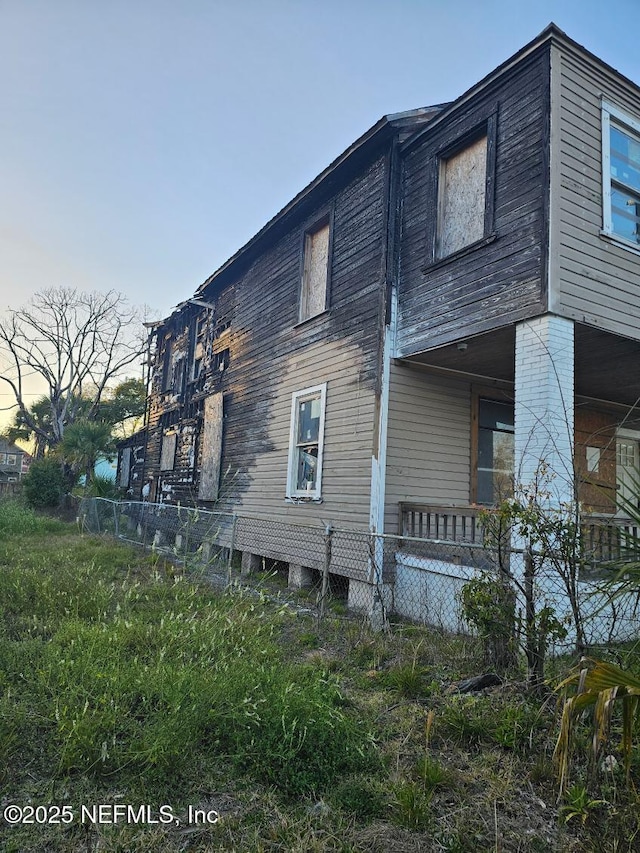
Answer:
514;316;574;505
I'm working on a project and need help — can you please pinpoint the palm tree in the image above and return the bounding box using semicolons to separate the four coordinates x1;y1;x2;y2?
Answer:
58;419;114;489
555;658;640;792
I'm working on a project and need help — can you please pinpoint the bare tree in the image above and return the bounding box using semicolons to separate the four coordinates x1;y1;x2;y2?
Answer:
0;287;146;450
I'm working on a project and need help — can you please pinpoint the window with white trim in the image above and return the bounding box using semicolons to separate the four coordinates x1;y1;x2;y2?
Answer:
286;384;327;500
602;101;640;247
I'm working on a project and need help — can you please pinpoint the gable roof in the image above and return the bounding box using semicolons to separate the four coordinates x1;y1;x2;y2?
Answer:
402;22;640;153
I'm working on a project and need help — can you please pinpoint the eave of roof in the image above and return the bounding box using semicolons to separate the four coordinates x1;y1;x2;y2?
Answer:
402;22;640;152
189;104;445;300
153;104;445;329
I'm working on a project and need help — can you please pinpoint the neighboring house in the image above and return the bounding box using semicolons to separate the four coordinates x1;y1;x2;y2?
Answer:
0;439;28;483
119;24;640;610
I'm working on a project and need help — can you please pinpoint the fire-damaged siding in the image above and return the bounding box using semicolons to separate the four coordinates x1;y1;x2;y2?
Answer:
116;429;147;495
142;152;391;528
143;280;236;505
209;155;390;528
396;45;550;357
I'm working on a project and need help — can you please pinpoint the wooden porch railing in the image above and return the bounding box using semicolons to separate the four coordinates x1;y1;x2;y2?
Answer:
399;503;484;544
399;503;640;564
581;515;640;564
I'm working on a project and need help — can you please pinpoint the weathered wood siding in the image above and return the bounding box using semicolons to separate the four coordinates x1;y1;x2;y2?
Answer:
397;47;550;357
552;43;640;339
232;339;377;528
215;155;389;528
144;152;390;531
384;363;472;532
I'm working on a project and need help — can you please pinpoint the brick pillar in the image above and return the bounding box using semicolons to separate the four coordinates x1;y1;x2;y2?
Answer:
514;316;575;506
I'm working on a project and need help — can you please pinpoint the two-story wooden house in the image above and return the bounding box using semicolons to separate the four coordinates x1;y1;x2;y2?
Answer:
120;24;640;611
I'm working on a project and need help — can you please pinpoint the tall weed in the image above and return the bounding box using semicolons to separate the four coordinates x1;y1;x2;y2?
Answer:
0;538;376;797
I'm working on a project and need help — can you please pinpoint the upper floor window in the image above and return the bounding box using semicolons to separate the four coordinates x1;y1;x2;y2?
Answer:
437;135;487;258
300;219;330;322
602;101;640;248
286;383;327;500
432;112;497;263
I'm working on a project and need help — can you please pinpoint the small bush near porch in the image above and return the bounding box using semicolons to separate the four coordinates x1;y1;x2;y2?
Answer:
0;504;638;852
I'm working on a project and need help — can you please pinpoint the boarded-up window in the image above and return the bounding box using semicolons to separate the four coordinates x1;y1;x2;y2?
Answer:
119;447;131;487
198;392;223;501
300;220;330;321
160;430;177;471
437;135;487;258
575;408;617;513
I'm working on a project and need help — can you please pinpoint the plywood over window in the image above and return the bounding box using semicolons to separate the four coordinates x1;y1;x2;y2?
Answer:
119;446;131;487
198;392;223;501
575;407;617;513
438;135;487;258
160;430;177;471
300;220;330;321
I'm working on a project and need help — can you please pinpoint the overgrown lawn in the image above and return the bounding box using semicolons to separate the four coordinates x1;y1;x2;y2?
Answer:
0;503;638;851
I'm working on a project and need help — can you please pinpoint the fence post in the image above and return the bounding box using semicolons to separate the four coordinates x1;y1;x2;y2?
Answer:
113;501;119;537
369;533;389;633
318;524;333;622
226;514;237;588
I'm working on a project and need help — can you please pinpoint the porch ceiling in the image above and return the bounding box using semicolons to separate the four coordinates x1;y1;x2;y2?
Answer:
400;322;640;409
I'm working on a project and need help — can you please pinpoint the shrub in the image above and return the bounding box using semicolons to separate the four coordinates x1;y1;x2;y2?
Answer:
86;473;121;499
22;458;66;508
460;571;517;671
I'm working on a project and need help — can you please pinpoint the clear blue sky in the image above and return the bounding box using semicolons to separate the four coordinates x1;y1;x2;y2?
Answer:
1;0;639;325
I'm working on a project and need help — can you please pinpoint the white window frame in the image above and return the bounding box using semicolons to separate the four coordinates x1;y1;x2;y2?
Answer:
286;383;327;501
601;100;640;254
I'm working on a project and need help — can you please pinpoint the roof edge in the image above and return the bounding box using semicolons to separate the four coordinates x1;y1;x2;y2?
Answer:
191;108;444;300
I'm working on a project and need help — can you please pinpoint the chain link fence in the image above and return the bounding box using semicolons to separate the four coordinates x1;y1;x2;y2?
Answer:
78;498;640;653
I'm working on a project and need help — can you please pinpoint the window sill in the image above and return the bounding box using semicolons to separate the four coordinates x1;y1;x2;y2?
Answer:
421;233;497;274
599;230;640;258
285;495;323;504
294;309;330;330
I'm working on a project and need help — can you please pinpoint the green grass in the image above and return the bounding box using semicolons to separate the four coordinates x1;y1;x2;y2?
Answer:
0;535;375;802
0;514;637;851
